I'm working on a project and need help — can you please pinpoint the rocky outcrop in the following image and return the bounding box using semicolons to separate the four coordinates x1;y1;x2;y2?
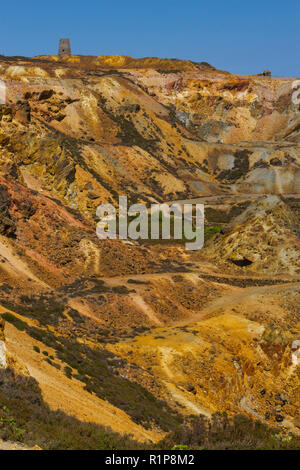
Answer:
204;196;300;274
14;100;31;124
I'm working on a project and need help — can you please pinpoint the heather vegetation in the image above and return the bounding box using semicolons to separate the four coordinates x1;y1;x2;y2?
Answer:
159;414;300;450
0;368;299;450
2;311;181;431
0;368;145;450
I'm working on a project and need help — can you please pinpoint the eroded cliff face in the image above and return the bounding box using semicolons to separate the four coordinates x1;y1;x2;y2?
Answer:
204;196;300;275
130;71;300;143
0;57;299;208
0;54;299;447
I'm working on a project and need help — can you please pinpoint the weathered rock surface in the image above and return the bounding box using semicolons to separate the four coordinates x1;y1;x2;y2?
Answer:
0;54;298;445
204;196;300;274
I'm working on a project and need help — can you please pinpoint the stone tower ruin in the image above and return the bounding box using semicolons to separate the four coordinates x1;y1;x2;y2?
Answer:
58;38;71;56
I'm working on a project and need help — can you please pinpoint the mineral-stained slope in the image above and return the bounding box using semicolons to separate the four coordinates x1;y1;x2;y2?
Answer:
204;196;300;275
0;54;299;449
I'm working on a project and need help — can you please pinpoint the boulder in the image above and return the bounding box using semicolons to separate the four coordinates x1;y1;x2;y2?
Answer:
14;100;31;124
38;89;54;101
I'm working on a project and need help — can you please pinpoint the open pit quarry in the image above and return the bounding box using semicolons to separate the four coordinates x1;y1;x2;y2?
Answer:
0;53;299;449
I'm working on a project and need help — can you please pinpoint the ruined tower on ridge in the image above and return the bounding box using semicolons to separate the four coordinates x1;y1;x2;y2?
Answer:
58;38;71;56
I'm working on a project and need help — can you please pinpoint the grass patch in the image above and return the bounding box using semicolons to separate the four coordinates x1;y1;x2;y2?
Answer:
204;225;222;239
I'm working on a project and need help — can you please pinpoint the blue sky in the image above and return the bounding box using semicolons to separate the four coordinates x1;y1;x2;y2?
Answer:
1;0;299;76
